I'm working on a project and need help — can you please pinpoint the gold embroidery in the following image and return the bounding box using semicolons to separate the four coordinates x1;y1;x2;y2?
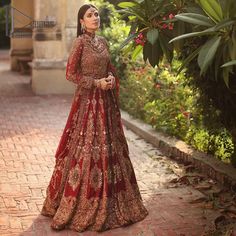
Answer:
89;164;103;191
68;165;81;191
41;32;148;232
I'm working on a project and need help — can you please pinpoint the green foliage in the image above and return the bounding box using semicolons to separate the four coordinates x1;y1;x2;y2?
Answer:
211;129;234;161
117;0;236;87
170;0;236;87
115;0;236;166
142;60;193;138
186;128;211;153
90;0;236;164
186;127;234;161
119;59;235;162
116;0;196;67
119;62;154;120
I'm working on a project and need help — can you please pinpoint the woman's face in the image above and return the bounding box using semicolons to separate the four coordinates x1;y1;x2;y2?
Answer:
80;7;100;31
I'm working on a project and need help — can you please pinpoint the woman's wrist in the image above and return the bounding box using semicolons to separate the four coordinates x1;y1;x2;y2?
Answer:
94;79;101;88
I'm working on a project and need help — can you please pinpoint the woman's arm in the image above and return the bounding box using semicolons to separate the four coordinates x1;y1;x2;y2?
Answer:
66;37;95;89
102;37;120;96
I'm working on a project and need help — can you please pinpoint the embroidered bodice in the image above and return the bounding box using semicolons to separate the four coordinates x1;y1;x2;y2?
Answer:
66;30;115;89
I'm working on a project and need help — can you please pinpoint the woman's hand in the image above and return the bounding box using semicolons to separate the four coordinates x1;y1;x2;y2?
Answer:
106;75;116;89
94;76;115;90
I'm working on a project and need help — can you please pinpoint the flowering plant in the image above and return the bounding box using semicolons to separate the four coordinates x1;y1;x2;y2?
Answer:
116;0;192;67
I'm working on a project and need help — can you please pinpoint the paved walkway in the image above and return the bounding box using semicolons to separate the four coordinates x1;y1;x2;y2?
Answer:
0;57;235;236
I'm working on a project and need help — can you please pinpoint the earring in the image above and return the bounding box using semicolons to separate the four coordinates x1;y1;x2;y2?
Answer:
81;24;86;33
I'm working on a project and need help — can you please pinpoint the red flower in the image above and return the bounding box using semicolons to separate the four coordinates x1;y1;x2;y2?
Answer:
169;13;175;19
134;33;146;46
162;24;168;29
155;84;161;89
138;32;144;39
168;23;174;30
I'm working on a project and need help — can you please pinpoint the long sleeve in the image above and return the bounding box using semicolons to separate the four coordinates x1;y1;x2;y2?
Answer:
66;37;95;89
107;60;120;97
102;37;120;98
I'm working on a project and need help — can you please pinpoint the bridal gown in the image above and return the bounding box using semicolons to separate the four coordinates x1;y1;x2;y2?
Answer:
40;30;148;232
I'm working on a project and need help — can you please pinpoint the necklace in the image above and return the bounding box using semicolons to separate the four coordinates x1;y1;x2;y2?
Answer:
83;31;105;53
84;30;95;37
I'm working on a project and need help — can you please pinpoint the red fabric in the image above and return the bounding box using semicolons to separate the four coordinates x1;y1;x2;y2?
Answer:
107;60;120;98
41;34;149;231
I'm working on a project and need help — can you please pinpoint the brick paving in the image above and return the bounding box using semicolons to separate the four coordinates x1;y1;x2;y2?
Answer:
0;57;234;236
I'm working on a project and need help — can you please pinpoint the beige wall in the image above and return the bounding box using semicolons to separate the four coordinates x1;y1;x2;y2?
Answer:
10;0;34;70
32;0;85;94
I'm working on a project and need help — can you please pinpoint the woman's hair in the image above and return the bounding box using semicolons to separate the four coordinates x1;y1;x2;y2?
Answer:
77;3;98;37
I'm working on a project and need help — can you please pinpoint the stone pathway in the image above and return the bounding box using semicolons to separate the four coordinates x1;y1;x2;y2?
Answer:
0;58;235;236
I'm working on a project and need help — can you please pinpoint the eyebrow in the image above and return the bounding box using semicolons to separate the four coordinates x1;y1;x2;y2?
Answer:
86;10;98;14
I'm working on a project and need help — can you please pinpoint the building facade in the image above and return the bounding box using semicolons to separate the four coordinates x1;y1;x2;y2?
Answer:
10;0;84;94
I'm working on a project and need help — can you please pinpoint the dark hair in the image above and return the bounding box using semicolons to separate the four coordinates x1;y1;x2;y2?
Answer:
77;4;98;37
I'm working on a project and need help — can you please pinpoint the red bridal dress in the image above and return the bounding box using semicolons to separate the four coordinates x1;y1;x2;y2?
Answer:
40;30;148;232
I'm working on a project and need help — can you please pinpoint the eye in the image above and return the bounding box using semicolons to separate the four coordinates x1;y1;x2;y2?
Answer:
94;12;99;17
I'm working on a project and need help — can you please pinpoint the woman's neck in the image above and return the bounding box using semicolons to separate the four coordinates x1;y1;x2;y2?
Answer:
84;29;96;38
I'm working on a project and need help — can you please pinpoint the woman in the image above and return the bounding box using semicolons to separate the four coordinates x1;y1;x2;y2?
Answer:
41;3;148;232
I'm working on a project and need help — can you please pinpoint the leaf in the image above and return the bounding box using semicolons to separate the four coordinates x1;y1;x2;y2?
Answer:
118;32;138;51
189;196;207;204
122;43;133;55
214;45;223;80
221;60;236;67
170;18;236;45
117;2;137;8
194;184;212;190
198;0;223;22
128;21;138;35
169;29;216;44
173;21;185;53
143;41;162;67
212;18;236;31
118;12;131;21
186;6;205;15
147;28;159;45
148;5;165;20
177;47;201;75
159;33;173;62
177;175;191;185
214;215;229;228
223;67;230;88
169;178;178;183
175;13;215;27
131;44;143;60
144;0;153;17
197;36;221;75
184;164;196;172
116;9;149;26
